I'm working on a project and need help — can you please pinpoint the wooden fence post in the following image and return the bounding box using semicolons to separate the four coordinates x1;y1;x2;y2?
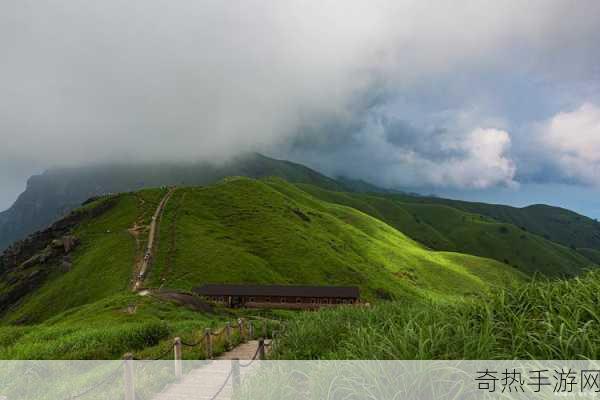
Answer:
238;318;244;341
173;337;182;381
205;328;213;359
263;320;268;338
248;320;254;340
123;353;135;400
272;330;277;353
232;358;241;392
259;338;266;360
226;321;232;349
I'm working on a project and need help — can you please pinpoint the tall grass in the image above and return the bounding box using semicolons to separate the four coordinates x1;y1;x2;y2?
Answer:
273;270;600;359
0;293;228;360
0;322;170;359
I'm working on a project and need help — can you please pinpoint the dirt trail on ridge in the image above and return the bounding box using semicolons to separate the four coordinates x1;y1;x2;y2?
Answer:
133;188;175;291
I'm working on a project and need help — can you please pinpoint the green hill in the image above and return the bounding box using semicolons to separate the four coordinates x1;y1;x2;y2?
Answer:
1;178;523;326
0;189;165;323
296;185;596;276
4;153;600;274
0;153;344;251
148;178;522;299
402;197;600;258
578;248;600;264
1;175;597;361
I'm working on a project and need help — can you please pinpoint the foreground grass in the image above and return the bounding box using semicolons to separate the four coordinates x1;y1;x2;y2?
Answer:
273;270;600;360
0;294;228;359
0;292;281;360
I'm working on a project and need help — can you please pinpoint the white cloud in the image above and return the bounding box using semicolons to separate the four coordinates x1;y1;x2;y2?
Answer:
434;128;517;189
537;103;600;185
287;116;517;190
388;127;517;189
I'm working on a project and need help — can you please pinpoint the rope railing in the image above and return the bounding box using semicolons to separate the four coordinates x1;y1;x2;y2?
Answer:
238;339;266;368
64;361;125;400
61;318;278;400
180;339;203;348
132;343;175;361
207;368;234;400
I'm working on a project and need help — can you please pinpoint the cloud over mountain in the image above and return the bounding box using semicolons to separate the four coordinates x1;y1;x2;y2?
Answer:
535;103;600;186
1;0;600;208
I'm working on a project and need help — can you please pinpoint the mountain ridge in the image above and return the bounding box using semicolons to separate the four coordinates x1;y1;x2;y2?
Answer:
2;154;600;271
407;195;600;253
0;154;344;251
297;184;595;276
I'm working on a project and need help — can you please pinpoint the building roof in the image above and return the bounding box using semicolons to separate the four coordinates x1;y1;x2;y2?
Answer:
193;284;360;299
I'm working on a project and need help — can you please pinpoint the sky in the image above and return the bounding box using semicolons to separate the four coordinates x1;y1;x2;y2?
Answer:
1;1;600;217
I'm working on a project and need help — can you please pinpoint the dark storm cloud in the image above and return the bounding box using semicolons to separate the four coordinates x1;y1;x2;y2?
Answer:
2;0;600;210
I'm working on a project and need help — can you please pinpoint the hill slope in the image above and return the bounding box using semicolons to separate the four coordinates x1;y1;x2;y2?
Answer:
0;154;343;251
0;189;166;323
0;178;523;324
297;185;595;276
3;154;600;273
146;178;523;301
413;197;600;253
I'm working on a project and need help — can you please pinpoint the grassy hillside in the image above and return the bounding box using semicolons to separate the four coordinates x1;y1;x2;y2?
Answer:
1;177;523;327
2;175;598;362
0;153;344;251
0;177;532;360
273;269;600;360
0;293;223;359
404;196;600;257
578;248;600;264
148;177;523;302
1;189;166;324
297;185;595;276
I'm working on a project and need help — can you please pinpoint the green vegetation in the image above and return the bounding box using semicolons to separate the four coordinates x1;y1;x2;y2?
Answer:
0;175;597;360
298;184;596;276
419;198;600;252
0;177;526;359
3;189;165;324
578;247;600;264
0;153;344;251
0;293;235;359
149;177;523;302
273;269;600;360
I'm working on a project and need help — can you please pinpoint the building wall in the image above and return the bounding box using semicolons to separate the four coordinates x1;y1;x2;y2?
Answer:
205;295;357;307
